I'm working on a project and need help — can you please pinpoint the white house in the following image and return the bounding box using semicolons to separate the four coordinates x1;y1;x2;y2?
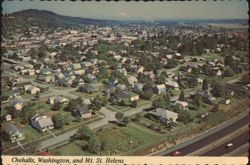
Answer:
31;115;54;132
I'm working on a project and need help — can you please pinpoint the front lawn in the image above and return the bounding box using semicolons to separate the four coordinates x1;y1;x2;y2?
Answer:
52;142;87;156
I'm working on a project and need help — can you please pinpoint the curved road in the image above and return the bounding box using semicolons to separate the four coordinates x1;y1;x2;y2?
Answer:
163;115;249;156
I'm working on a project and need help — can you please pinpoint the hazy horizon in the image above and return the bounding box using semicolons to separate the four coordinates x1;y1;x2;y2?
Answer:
3;0;248;21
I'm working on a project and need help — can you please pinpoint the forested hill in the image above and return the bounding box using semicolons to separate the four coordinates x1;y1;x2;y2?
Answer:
4;9;119;26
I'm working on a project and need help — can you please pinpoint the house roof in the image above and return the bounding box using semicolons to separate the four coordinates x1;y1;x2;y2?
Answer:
148;108;178;120
75;104;90;114
32;115;54;128
81;84;97;92
156;84;166;89
2;124;21;135
175;100;189;107
165;81;179;88
9;97;24;105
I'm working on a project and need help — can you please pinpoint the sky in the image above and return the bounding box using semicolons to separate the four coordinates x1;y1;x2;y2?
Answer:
2;0;249;20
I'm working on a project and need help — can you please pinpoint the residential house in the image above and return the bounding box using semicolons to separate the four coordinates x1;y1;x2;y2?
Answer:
116;84;127;91
31;115;54;132
71;63;81;70
129;92;140;102
137;66;144;73
20;56;31;62
165;81;179;91
27;86;40;94
154;84;166;94
37;75;55;83
48;96;69;105
79;84;98;94
74;69;85;76
148;108;179;124
73;104;92;119
2;124;25;143
24;84;33;91
117;68;127;76
9;96;24;111
11;81;32;90
128;76;138;87
86;74;96;81
174;100;189;110
4;114;12;122
40;68;52;75
109;91;129;103
193;90;216;105
133;83;144;93
27;69;36;76
166;55;173;59
107;79;119;87
211;67;222;77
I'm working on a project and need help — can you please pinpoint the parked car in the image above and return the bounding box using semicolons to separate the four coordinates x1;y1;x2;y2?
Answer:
171;150;182;156
225;143;234;148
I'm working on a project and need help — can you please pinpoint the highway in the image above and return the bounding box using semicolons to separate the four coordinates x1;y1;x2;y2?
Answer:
201;131;249;156
163;114;249;156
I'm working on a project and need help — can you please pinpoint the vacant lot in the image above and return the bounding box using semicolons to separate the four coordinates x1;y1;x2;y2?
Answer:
51;123;159;156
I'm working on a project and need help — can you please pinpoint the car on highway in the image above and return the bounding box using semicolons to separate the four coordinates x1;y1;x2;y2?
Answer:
171;150;182;156
225;143;234;148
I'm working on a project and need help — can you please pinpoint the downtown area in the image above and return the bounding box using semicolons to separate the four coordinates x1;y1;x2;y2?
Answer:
1;8;249;157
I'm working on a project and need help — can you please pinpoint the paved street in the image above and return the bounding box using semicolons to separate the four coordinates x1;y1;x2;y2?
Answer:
201;131;249;156
157;111;249;156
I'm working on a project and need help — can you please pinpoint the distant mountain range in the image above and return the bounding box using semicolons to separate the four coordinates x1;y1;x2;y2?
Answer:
5;9;248;26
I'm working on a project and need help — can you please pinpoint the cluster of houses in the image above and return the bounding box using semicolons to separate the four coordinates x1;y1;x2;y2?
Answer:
2;100;94;143
2;19;248;147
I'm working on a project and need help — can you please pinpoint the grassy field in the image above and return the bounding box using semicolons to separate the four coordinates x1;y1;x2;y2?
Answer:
52;123;159;156
95;124;159;155
201;53;224;60
52;142;87;156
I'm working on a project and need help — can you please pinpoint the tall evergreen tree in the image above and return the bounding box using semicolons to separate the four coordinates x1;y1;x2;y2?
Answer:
179;90;185;101
202;78;209;90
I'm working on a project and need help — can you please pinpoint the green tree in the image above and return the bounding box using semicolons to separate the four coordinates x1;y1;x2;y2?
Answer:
115;111;124;123
179;90;185;101
187;77;198;88
163;92;171;103
66;97;83;112
177;110;193;124
90;96;102;113
131;101;138;108
224;68;234;77
202;78;209;90
52;102;61;111
194;94;202;107
123;116;131;126
224;55;234;66
211;83;225;97
88;135;101;154
134;113;143;122
97;66;109;80
76;125;93;140
211;104;220;112
63;114;72;125
21;104;36;124
152;96;167;109
166;59;178;69
156;74;166;84
52;113;65;129
139;91;152;100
